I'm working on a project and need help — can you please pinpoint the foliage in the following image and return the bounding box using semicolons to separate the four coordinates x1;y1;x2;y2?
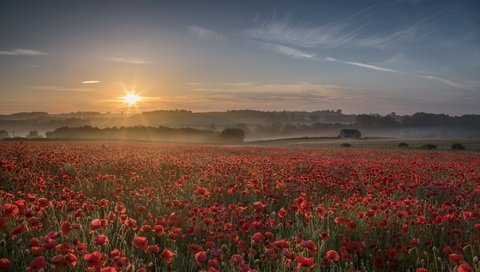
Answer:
421;144;437;150
220;128;245;143
0;130;9;139
398;142;409;148
451;143;466;150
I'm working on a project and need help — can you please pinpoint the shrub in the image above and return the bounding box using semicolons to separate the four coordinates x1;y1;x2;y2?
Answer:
220;128;245;143
398;142;409;148
451;143;465;150
341;143;351;148
421;144;437;150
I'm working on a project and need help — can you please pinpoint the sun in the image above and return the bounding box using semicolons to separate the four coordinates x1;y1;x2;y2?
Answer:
123;93;141;106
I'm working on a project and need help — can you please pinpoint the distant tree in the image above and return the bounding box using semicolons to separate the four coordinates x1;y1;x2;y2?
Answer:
220;128;245;143
398;142;409;148
0;130;9;139
26;130;41;138
421;144;437;150
355;114;377;127
377;115;399;128
451;143;465;150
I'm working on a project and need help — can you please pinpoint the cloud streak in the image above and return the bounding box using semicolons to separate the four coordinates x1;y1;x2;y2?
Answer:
187;25;225;40
417;75;477;91
257;42;316;59
33;85;96;92
81;80;101;84
0;49;48;56
105;57;151;64
325;57;404;73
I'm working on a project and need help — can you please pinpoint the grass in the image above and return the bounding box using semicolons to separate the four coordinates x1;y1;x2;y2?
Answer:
245;137;480;152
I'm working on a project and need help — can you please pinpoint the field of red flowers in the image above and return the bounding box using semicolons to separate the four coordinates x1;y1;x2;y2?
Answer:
0;142;479;272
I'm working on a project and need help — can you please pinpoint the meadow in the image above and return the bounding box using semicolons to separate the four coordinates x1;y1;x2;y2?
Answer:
0;141;479;271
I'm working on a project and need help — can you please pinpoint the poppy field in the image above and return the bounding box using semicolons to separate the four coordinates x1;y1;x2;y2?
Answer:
0;142;479;272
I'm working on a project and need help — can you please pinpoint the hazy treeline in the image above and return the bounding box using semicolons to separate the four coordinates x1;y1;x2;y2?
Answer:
44;126;245;143
355;113;479;129
1;110;479;139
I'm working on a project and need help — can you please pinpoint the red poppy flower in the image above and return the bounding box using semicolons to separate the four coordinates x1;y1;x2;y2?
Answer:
320;232;329;241
152;224;164;236
457;263;474;272
133;236;148;249
325;250;340;261
278;207;287;218
448;253;463;265
84;251;106;269
300;240;317;255
250;232;264;244
94;234;109;246
2;204;19;217
27;256;47;272
89;219;102;233
11;223;27;238
60;221;71;236
0;258;10;270
161;248;174;264
147;245;160;253
297;256;314;269
195;251;208;263
272;239;290;248
65;253;78;268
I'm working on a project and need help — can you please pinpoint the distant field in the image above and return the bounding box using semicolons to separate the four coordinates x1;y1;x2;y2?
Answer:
246;137;480;151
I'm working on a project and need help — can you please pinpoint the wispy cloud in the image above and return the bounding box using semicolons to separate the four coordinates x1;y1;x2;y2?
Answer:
246;4;378;48
187;25;225;40
191;81;348;101
105;57;151;65
257;42;316;59
81;80;101;84
33;85;96;92
224;82;260;86
0;49;48;56
417;75;477;91
325;57;404;73
325;57;476;90
246;5;441;50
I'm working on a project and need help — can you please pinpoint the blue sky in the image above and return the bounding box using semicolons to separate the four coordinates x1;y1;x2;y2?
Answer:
0;0;479;115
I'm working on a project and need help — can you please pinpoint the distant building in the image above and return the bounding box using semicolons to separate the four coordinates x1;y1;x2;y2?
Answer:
339;129;361;139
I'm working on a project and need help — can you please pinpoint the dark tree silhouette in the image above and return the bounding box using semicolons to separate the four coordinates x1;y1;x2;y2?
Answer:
220;128;245;143
0;130;9;139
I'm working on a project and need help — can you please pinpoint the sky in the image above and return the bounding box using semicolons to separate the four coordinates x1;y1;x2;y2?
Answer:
0;0;479;115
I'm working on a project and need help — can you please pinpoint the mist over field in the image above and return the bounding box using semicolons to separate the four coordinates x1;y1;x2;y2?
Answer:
1;110;479;141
